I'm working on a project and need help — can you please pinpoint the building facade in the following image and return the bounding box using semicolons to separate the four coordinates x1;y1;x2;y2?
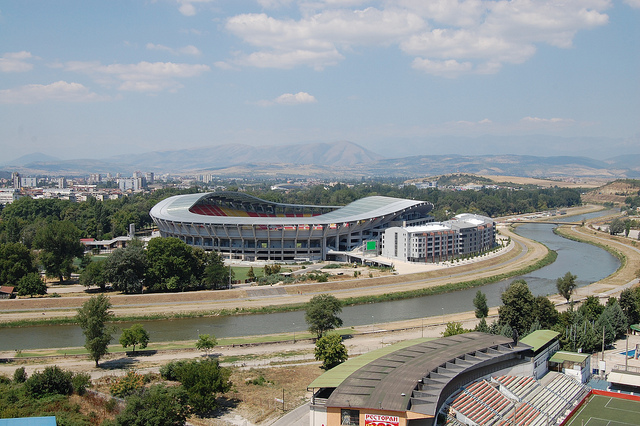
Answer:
381;213;496;263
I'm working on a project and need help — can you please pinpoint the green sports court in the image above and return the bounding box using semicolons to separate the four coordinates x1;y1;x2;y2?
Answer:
563;393;640;426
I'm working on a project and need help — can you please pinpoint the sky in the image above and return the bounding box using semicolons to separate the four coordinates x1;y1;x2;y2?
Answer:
1;0;639;162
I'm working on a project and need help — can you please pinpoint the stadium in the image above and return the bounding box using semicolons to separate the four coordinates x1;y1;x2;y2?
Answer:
308;332;593;426
149;191;434;261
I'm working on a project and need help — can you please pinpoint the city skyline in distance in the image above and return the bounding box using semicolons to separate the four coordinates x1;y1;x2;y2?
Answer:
1;1;639;161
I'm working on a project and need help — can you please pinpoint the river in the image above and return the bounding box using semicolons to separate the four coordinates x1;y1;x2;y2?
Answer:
1;210;619;351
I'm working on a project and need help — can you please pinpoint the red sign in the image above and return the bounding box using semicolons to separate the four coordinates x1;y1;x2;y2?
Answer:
364;414;400;426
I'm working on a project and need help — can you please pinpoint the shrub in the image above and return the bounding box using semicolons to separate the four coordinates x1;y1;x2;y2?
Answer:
13;367;27;383
24;366;73;398
110;371;145;398
72;372;92;395
159;360;187;381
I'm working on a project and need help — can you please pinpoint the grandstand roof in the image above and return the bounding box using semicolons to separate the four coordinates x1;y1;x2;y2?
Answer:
150;191;432;226
320;332;529;416
519;330;559;352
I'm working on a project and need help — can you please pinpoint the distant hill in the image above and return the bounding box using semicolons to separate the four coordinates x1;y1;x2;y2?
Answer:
2;141;640;180
2;152;60;167
107;140;384;171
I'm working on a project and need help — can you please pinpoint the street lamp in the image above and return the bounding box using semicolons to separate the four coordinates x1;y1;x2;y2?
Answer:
421;318;424;338
293;322;296;343
371;316;374;333
442;308;445;325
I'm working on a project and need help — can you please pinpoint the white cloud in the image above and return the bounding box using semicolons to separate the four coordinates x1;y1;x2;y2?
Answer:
146;43;202;56
521;116;575;125
221;1;610;77
175;0;216;16
623;0;640;8
257;91;318;106
224;8;424;69
65;61;210;92
0;51;35;72
0;81;107;104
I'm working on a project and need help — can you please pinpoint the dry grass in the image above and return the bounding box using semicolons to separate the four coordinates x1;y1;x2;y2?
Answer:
188;363;322;425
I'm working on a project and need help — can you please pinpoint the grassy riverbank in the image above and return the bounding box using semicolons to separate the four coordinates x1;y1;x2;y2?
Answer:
553;226;626;274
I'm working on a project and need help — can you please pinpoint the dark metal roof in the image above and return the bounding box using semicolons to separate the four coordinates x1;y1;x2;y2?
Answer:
325;332;530;416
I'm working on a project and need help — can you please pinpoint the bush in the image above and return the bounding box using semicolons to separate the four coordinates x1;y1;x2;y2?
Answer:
159;360;187;381
13;367;27;383
110;371;145;398
24;366;73;398
72;372;91;395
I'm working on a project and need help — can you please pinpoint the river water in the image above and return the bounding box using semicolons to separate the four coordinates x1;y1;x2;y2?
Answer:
1;210;619;351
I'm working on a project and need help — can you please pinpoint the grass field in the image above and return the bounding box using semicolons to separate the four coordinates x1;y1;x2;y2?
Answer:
564;394;640;426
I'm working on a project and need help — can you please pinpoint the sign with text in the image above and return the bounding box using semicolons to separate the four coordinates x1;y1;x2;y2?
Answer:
364;414;400;426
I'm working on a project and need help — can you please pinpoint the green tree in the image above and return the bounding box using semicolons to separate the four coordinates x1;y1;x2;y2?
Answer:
619;288;640;327
76;294;114;367
195;334;218;354
473;290;488;318
119;323;150;353
33;221;84;283
0;242;37;286
475;317;489;333
146;237;201;292
170;358;232;413
201;250;232;290
16;272;47;297
103;243;147;294
305;294;343;338
602;300;628;339
498;280;535;336
609;218;625;235
115;384;191;426
79;259;107;291
442;321;467;337
556;271;578;303
531;296;559;329
314;333;348;370
247;266;256;282
578;295;605;322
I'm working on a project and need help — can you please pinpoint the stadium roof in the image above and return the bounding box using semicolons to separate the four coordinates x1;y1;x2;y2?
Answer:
319;332;529;416
519;330;560;352
549;351;589;364
150;192;431;226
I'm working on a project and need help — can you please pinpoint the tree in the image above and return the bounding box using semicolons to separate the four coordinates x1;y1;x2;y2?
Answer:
473;290;488;318
442;321;467;337
305;294;343;338
169;358;232;413
33;221;84;283
609;218;625;235
578;295;605;322
498;280;535;336
475;317;489;333
103;243;147;294
146;237;201;292
201;250;232;290
195;334;218;354
120;323;150;353
314;333;348;370
17;272;47;297
79;259;107;291
0;242;37;286
115;384;191;426
619;288;640;327
76;294;114;367
531;296;559;329
247;266;256;282
556;271;578;303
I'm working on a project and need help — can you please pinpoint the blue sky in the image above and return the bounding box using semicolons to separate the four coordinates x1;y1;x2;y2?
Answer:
1;0;639;162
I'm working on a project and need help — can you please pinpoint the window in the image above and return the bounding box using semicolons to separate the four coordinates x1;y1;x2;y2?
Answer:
341;409;359;425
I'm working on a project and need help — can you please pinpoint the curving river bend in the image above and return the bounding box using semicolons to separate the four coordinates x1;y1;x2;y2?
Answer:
0;210;619;351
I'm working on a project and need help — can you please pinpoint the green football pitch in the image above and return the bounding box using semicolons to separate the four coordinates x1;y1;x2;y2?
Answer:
564;394;640;426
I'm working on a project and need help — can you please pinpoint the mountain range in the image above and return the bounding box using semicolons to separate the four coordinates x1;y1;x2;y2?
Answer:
2;140;639;180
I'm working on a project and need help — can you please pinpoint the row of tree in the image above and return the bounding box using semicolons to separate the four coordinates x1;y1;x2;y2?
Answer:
81;237;232;293
0;183;582;246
